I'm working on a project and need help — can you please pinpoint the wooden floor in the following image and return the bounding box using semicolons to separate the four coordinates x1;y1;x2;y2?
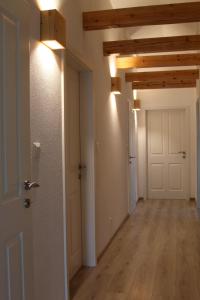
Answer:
70;200;200;300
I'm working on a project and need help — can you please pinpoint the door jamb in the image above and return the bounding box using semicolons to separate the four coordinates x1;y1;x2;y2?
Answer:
62;49;96;289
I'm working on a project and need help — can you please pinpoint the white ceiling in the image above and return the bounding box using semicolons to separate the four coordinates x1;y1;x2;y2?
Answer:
110;0;200;9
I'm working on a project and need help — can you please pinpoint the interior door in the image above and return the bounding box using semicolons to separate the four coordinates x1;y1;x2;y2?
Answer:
65;65;82;279
147;109;189;200
0;1;34;299
129;107;138;213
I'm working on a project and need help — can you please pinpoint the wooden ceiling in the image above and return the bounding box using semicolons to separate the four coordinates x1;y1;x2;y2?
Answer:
103;35;200;56
125;70;199;82
116;54;200;69
132;80;196;89
83;2;200;30
83;2;200;90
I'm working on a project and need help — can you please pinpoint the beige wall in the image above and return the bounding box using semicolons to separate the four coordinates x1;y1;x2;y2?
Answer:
29;0;130;299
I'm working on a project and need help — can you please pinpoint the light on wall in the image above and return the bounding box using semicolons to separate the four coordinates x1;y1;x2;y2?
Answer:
111;77;122;95
40;9;66;50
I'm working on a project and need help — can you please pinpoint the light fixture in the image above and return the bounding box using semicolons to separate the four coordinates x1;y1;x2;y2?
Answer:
40;9;66;50
133;99;141;111
111;77;122;95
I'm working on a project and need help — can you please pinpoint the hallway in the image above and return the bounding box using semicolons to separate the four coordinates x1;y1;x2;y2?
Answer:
71;200;200;300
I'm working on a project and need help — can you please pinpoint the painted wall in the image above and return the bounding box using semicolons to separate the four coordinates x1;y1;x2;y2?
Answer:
29;0;130;299
137;88;197;200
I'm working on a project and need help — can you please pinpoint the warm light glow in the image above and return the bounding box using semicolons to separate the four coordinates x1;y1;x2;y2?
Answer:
110;93;119;126
112;90;121;95
109;55;117;77
35;42;59;74
42;40;65;50
133;89;138;100
37;0;56;10
134;110;138;129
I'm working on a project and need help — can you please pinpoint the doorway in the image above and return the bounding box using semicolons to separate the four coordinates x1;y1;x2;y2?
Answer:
128;106;138;213
65;64;82;279
64;50;96;284
147;109;190;200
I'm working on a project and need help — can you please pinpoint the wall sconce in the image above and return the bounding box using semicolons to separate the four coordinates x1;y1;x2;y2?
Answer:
41;9;66;50
111;77;122;95
133;99;141;111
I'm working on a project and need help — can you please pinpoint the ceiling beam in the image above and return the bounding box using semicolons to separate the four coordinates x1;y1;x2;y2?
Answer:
83;2;200;31
132;80;196;90
116;53;200;70
103;35;200;56
126;69;199;83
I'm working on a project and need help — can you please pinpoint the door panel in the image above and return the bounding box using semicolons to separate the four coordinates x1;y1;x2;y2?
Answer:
168;164;182;190
148;109;189;199
150;164;164;191
168;111;183;154
65;65;82;279
0;1;33;299
5;234;25;300
149;111;164;155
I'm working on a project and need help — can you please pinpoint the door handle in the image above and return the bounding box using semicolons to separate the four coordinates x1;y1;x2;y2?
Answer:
178;151;186;155
79;164;87;170
24;180;40;191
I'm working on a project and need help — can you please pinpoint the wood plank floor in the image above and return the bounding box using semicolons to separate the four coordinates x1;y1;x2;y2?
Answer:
70;200;200;300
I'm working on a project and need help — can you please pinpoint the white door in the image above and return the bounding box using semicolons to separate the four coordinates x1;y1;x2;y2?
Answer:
0;1;34;299
65;65;82;279
147;109;189;200
129;107;138;213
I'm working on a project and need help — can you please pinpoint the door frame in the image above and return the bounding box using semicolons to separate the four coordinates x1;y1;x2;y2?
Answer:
62;48;96;285
128;103;138;214
140;105;193;201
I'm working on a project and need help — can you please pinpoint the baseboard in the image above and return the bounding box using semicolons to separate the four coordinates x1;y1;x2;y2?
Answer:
97;214;130;263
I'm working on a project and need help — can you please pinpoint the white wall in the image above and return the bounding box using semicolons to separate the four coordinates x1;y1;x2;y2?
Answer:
137;88;197;200
29;0;130;299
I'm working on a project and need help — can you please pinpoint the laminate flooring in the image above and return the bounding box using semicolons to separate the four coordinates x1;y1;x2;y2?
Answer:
71;200;200;300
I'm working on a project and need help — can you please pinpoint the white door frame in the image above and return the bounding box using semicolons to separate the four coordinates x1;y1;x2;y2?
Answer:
62;49;96;286
128;104;138;213
140;105;193;201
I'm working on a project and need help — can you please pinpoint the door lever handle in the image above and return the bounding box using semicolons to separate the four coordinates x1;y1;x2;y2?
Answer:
79;164;86;170
24;180;40;191
178;151;186;155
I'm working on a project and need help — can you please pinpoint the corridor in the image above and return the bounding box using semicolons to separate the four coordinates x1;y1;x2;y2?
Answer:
71;200;200;300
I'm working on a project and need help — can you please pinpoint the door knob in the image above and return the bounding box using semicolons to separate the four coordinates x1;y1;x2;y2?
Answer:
24;180;40;191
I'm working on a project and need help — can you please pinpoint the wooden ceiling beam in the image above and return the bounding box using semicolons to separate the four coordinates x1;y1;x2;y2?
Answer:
116;53;200;69
103;35;200;56
126;69;199;82
132;80;196;90
83;2;200;31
